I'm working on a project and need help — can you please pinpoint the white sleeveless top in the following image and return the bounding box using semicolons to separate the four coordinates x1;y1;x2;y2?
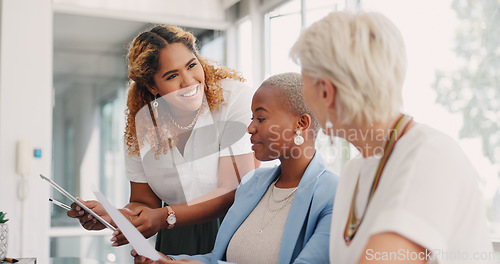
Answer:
124;79;254;205
329;124;494;264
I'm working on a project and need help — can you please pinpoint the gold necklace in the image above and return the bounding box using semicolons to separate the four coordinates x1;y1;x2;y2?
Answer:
257;177;297;234
167;106;203;130
268;180;297;211
270;182;297;203
344;114;413;244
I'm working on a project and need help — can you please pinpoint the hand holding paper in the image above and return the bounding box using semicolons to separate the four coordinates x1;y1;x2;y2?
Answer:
92;185;161;261
112;206;167;247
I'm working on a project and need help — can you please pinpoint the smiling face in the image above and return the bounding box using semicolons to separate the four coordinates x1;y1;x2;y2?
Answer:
150;42;205;113
247;85;300;161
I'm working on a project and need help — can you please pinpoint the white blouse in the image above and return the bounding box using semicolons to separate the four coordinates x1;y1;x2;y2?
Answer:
329;124;494;264
125;79;254;205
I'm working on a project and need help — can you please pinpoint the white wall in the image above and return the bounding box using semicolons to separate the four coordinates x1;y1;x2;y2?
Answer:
0;0;53;261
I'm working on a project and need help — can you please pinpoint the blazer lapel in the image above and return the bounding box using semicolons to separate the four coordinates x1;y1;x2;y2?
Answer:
278;153;326;264
213;166;281;260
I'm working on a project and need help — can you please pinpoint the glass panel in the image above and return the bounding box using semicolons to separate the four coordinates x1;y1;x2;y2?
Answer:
99;90;128;206
200;30;226;65
267;0;302;76
237;19;254;88
51;117;78;227
265;0;353;172
50;235;138;263
304;0;341;26
316;133;359;175
306;0;339;9
361;0;500;237
269;0;302;16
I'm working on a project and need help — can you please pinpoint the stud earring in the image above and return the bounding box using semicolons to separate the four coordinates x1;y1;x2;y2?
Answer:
294;130;304;146
152;95;159;119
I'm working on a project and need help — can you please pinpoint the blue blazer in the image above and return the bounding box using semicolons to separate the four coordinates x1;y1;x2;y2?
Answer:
173;153;339;264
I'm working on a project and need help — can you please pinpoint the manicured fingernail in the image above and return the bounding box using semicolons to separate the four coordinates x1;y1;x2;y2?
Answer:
78;211;84;216
76;206;81;210
110;237;116;242
112;242;117;247
112;230;119;236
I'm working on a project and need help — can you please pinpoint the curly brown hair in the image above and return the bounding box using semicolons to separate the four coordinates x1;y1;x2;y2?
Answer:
124;25;244;157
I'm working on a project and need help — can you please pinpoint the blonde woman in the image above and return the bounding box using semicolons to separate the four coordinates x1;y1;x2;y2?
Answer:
290;11;494;264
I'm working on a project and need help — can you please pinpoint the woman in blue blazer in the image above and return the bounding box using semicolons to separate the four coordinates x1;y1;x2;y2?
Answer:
134;72;339;264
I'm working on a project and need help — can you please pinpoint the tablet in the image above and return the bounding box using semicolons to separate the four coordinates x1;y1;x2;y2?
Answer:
40;174;116;231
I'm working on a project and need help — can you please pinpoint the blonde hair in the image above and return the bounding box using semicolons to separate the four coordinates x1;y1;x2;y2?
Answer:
290;11;407;125
124;25;244;157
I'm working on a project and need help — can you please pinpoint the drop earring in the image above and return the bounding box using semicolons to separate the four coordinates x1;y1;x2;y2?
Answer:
294;130;304;146
325;113;335;146
152;95;159;119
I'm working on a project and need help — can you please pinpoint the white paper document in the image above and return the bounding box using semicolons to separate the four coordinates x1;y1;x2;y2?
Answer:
93;186;161;261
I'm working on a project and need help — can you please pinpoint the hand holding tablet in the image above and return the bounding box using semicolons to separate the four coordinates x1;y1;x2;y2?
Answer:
40;174;116;231
41;174;163;261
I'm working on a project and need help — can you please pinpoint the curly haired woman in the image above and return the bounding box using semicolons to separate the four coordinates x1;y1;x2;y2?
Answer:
68;25;258;256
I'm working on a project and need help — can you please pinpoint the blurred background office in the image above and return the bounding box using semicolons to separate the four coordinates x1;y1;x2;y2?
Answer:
0;0;498;263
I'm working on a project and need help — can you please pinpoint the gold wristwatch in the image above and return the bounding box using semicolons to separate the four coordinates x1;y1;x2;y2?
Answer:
165;206;177;229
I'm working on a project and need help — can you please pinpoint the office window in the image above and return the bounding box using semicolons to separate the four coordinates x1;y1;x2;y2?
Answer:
199;30;226;65
264;0;351;174
266;0;344;77
361;0;500;237
304;0;341;26
50;87;132;261
266;0;302;77
99;90;128;207
51;89;82;228
51;120;77;227
50;235;133;263
237;19;254;87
